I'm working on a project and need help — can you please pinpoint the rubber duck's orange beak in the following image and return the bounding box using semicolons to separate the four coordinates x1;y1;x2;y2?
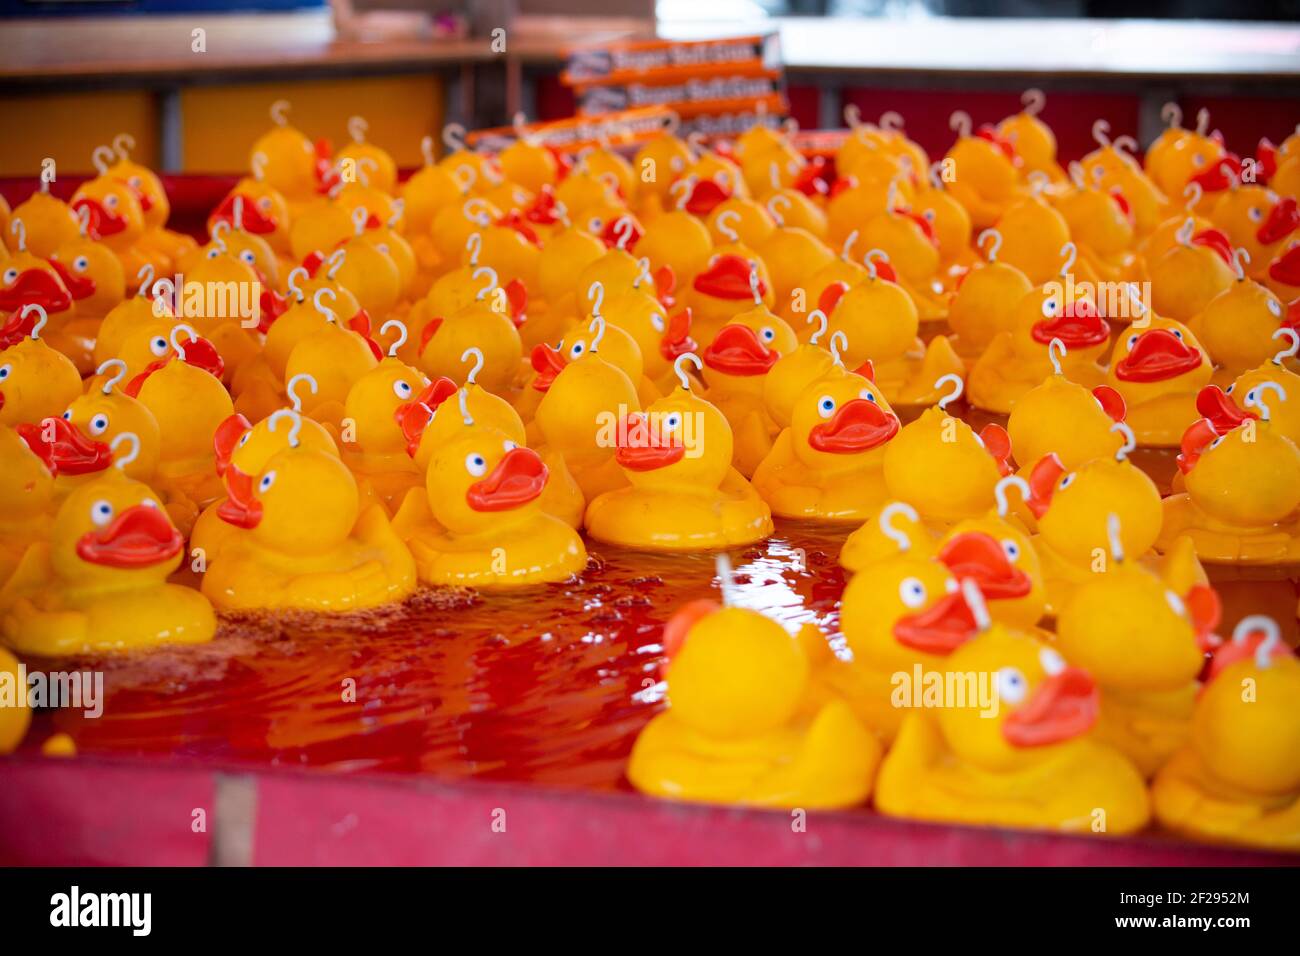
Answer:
683;178;729;216
1189;159;1240;195
1204;622;1293;683
1269;243;1300;288
793;155;831;197
71;197;127;240
818;281;848;316
702;324;777;376
615;412;686;471
896;208;938;246
1030;300;1109;349
892;586;980;655
345;309;384;361
466;447;548;512
1092;385;1127;423
0;304;45;348
259;287;289;334
693;254;761;300
48;259;97;301
659;598;721;677
808;398;898;453
938;531;1032;600
17;417;112;476
0;267;72;314
1026;453;1066;519
530;343;567;392
217;467;263;529
1185;583;1222;653
393;377;456;457
975;124;1019;165
1258;197;1298;245
599;217;641;250
979;423;1015;477
419;316;444;354
504;278;528;328
212;192;277;235
1176;418;1220;475
1191;227;1234;265
1109;188;1133;223
1002;666;1098;747
659;308;696;361
498;210;540;246
76;503;182;569
1114;328;1203;383
524;186;562;225
1257;137;1279;180
212;413;252;477
1195;385;1256;433
654;265;676;309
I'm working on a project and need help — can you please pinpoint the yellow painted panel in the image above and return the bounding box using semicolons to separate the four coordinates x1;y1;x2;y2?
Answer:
0;91;158;178
180;75;443;174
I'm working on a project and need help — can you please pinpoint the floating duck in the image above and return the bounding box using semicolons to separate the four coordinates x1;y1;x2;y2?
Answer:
1026;432;1165;610
0;305;82;427
203;409;416;609
0;436;215;656
857;182;949;320
1104;314;1211;446
417;267;522;395
0;423;56;586
92;264;173;372
1146;108;1225;201
684;247;774;346
946;229;1034;360
632;128;694;207
1054;162;1139;290
250;100;323;208
106;135;197;269
210;156;294;262
990;191;1072;285
1148;218;1238;322
1187;255;1293;384
1055;514;1219;777
71;172;155;281
697;263;796;475
874;598;1151;836
914;161;974;272
585;354;774;550
823;250;965;405
48;221;127;364
752;338;900;522
402;136;470;254
1;220;82;366
876;375;1013;528
7;185;80;259
942;111;1023;230
1152;616;1300;850
1081;133;1169;239
756;196;835;312
968;250;1110;414
56;359;161;490
284;288;380;421
830;503;982;741
1218;332;1300;445
628;559;880;809
936;476;1048;631
760;310;839;430
1006;360;1127;472
402;397;585;589
498;117;559;194
1160;380;1300;564
334;116;397;195
1210;185;1298;274
601;260;695;395
997;88;1066;183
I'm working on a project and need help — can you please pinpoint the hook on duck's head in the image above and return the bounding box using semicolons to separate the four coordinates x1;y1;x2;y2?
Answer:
675;352;703;391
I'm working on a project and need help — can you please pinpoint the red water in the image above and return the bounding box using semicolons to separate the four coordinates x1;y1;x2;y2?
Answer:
22;404;1300;794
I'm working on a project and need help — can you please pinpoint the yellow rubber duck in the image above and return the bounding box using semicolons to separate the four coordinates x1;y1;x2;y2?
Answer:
968;251;1110;414
942;110;1024;230
402;135;469;249
210;161;294;261
0;645;30;754
1054;161;1139;291
1218;333;1300;445
829;502;983;741
1160;380;1300;564
106;135;197;270
936;476;1048;631
1210;186;1298;275
203;410;416;610
284;289;380;422
1;219;81;365
632;128;693;207
1152;615;1300;850
1105;313;1212;446
48;224;127;364
997;88;1066;183
1147;218;1238;322
627;557;881;809
601;259;696;395
56;359;160;490
250;101;323;209
696;263;796;475
945;229;1033;361
683;245;775;347
1055;514;1220;777
0;435;215;656
1006;366;1127;472
1146;108;1225;202
760;310;839;430
1080;131;1169;239
335;116;397;194
1187;256;1293;385
7;184;80;259
752;337;900;522
874;600;1151;836
0;305;82;427
402;396;585;589
756;196;834;312
71;173;155;282
824;250;965;406
915;162;974;272
857;182;950;320
585;354;774;551
990;191;1072;285
1025;430;1165;610
417;267;522;395
91;264;174;372
0;423;57;586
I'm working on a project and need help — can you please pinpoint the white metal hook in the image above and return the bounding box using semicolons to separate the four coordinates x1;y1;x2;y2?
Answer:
994;475;1031;518
806;309;828;345
113;132;135;160
442;122;467;153
348;115;367;144
843;103;864;130
286;372;318;411
270;100;291;127
587;280;605;317
1271;327;1300;364
935;373;964;410
210;220;230;253
977;228;1001;263
473;265;499;301
110;432;140;470
829;330;848;367
879;501;919;553
674;352;702;391
97;358;127;395
1231;615;1282;669
1195;108;1210;137
462;198;491;227
633;256;652;290
588;315;606;352
91;145;115;176
841;229;859;262
460;346;485;384
1182;182;1202;211
1232;247;1250;281
380;319;408;358
879;110;904;132
169;323;199;360
1107;513;1125;563
1176;217;1196;246
1244;381;1285;422
268;408;303;448
465;231;482;266
1161;102;1182;129
324;249;346;281
864;248;890;281
715;209;741;243
1111;421;1137;461
766;193;791;227
748;260;762;304
1021;88;1045;117
313;287;338;322
10;217;26;253
1092;119;1111;148
949;110;972;138
612;215;636;250
1048;337;1067;375
458;388;473;425
1058;241;1077;276
22;304;47;340
286;266;308;303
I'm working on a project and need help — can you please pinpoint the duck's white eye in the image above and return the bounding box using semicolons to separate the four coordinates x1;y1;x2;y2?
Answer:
899;577;927;609
664;412;682;431
859;389;877;402
90;500;114;527
1040;298;1058;318
129;176;142;188
1246;387;1257;404
588;217;603;233
1249;207;1263;221
259;471;276;492
206;248;221;260
258;197;272;211
1039;648;1066;676
89;414;109;435
105;194;119;209
1192;154;1205;167
376;243;389;255
61;409;72;420
1059;472;1076;490
239;250;256;265
1127;334;1138;349
1171;328;1184;340
465;453;488;476
392;380;413;399
150;336;169;356
1267;298;1282;318
74;256;90;271
817;395;836;419
650;314;665;333
568;341;586;360
1165;590;1186;617
1001;539;1021;562
996;667;1028;705
503;439;517;452
238;432;251;447
1225;383;1235;394
923;209;936;221
2;268;17;285
760;326;776;342
0;364;9;381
